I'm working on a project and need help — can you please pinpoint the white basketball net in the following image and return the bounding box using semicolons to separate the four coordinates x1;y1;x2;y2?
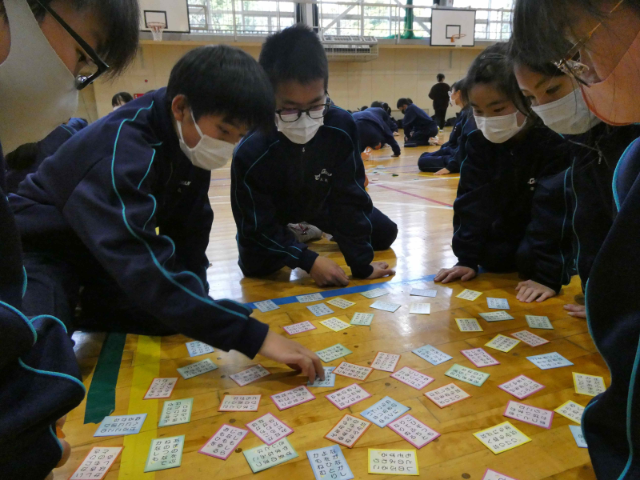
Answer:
148;22;165;42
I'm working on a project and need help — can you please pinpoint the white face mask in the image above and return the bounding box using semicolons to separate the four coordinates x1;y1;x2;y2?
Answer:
531;89;601;135
474;112;526;144
0;0;79;153
277;113;323;144
177;111;235;171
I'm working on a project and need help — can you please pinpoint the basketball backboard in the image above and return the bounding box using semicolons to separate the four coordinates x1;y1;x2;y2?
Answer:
430;8;476;47
139;0;190;34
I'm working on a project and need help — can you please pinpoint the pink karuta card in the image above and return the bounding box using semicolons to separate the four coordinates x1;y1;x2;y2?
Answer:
387;414;441;449
270;385;316;411
229;364;271;387
283;321;316;336
333;361;374;381
461;348;500;368
503;400;554;429
326;383;372;410
390;366;435;390
143;377;178;399
498;375;546;400
324;413;372;448
424;383;471;408
370;352;401;372
245;413;293;446
199;424;249;460
482;468;520;480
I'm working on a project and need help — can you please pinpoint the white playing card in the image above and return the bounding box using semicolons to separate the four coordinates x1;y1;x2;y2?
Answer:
573;373;607;396
158;398;193;427
371;352;401;372
485;335;520;353
199;424;249;460
456;289;483;301
325;414;371;448
412;344;452;366
94;414;147;437
320;317;352;332
425;383;470;408
351;312;374;326
69;447;123;480
474;422;531;454
479;311;514;322
327;297;356;309
483;469;519;480
297;293;324;303
410;288;437;298
218;395;261;412
326;383;372;410
569;425;588;448
334;361;373;381
525;315;554;330
229;364;271;386
461;348;500;368
177;358;218;379
511;330;549;347
503;400;554;429
498;375;545;400
254;299;280;313
455;318;483;332
316;344;352;363
555;401;585;424
283;320;316;335
528;352;574;370
270;385;316;410
388;414;440;449
185;341;215;357
144;378;178;399
370;300;401;312
368;449;419;476
361;396;410;427
307;303;335;317
391;367;435;390
409;303;431;314
487;297;510;309
360;288;388;299
245;413;293;445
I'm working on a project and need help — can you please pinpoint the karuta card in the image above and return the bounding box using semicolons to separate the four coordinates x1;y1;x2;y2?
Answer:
503;400;554;429
511;330;549;347
425;383;470;408
483;469;519;480
370;300;401;313
445;364;490;387
218;394;261;412
361;396;411;427
528;352;574;370
297;293;324;303
320;317;352;332
498;375;545;400
229;364;270;386
144;435;184;472
270;385;316;411
455;318;483;332
409;303;431;315
177;358;218;380
254;299;280;313
573;372;606;396
334;361;373;381
569;425;588;448
361;287;388;299
283;320;316;336
410;288;437;298
307;445;354;480
243;438;298;473
325;414;371;448
391;367;435;390
388;414;440;449
526;315;554;330
480;311;514;322
316;344;352;363
485;335;520;353
245;413;293;445
199;424;249;460
371;352;401;372
326;383;372;410
327;297;356;309
555;401;585;424
307;303;335;317
351;312;374;326
457;289;483;301
144;377;178;399
461;348;500;368
487;297;510;310
308;367;336;387
94;414;147;437
158;398;193;427
69;447;123;480
474;421;531;454
412;344;452;366
185;340;215;357
368;449;419;476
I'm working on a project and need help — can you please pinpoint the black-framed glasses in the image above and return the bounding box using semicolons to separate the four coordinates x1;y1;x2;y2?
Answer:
36;0;109;90
276;96;332;122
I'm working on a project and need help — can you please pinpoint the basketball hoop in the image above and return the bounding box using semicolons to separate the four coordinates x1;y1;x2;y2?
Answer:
450;33;467;47
148;22;165;42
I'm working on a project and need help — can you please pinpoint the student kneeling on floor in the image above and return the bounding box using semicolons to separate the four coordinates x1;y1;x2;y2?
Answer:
397;98;439;147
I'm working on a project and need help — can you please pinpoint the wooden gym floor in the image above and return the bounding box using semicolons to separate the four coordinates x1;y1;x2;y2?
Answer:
56;132;604;479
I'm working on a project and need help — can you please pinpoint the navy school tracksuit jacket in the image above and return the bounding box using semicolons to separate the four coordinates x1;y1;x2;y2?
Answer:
401;103;439;139
10;88;269;358
231;105;376;279
418;109;470;173
0;143;85;478
353;107;401;156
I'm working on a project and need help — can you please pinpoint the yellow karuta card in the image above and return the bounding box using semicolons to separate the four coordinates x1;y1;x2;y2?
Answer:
555;400;585;424
573;372;607;397
485;334;520;353
456;289;483;301
455;318;483;332
368;449;419;476
473;421;531;454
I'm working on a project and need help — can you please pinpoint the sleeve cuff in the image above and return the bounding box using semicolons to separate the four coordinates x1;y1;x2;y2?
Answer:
299;249;319;273
231;317;270;359
456;260;479;272
351;264;374;279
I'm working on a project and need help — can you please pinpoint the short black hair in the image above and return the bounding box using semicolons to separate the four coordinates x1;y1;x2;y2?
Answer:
167;45;275;131
437;73;445;81
451;80;461;92
259;23;329;90
112;92;133;107
361;106;368;111
397;98;411;108
407;98;414;104
370;101;383;108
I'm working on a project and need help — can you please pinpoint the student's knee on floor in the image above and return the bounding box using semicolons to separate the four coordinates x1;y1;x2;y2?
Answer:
371;219;398;251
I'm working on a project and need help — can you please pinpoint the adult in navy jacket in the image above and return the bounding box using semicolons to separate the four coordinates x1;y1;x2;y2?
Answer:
353;107;401;156
396;98;439;147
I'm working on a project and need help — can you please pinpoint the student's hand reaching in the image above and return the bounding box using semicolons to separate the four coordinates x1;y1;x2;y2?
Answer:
310;256;350;287
258;331;325;382
434;168;450;175
434;266;476;283
516;280;556;303
564;304;587;318
366;261;395;279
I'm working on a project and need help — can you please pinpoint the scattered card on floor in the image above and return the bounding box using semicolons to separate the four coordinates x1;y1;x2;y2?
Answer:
144;435;184;472
573;372;607;396
307;303;335;317
425;383;471;408
254;299;280;313
569;425;588;448
503;400;554;429
483;469;519;480
555;400;585;424
245;413;293;445
487;297;510;310
485;334;520;353
334;361;373;381
480;311;514;322
69;447;123;480
94;414;147;437
320;317;352;332
411;288;437;298
412;344;452;365
455;318;483;332
218;394;261;412
457;289;483;301
230;364;271;386
271;385;316;411
158;398;193;427
409;303;431;314
528;352;574;370
511;330;549;347
391;367;435;390
199;424;249;460
368;449;419;476
325;414;371;448
283;320;316;335
144;377;178;399
445;364;490;387
243;438;298;473
177;358;218;379
388;414;440;449
361;396;410;427
371;352;401;372
307;445;354;480
361;288;388;299
316;344;353;363
461;348;500;368
297;293;324;303
185;341;215;357
308;367;336;387
526;315;554;330
326;383;372;410
498;375;545;400
370;300;401;313
327;297;356;309
474;421;531;454
351;312;374;326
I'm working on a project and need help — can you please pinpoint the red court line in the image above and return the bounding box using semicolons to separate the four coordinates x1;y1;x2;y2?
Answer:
372;184;454;207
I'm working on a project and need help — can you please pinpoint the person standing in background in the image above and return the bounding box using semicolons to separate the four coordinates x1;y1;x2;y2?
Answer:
429;73;451;129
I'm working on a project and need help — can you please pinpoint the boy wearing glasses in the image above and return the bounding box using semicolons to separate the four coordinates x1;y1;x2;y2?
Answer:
231;24;398;287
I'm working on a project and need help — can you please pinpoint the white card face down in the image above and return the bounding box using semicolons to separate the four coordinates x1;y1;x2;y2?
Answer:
412;344;452;366
230;364;270;386
185;341;215;357
245;413;293;445
254;299;280;312
69;447;123;480
177;358;218;379
144;378;178;399
94;414;147;437
371;352;401;372
487;298;510;309
307;303;335;317
425;383;470;408
391;367;435;390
